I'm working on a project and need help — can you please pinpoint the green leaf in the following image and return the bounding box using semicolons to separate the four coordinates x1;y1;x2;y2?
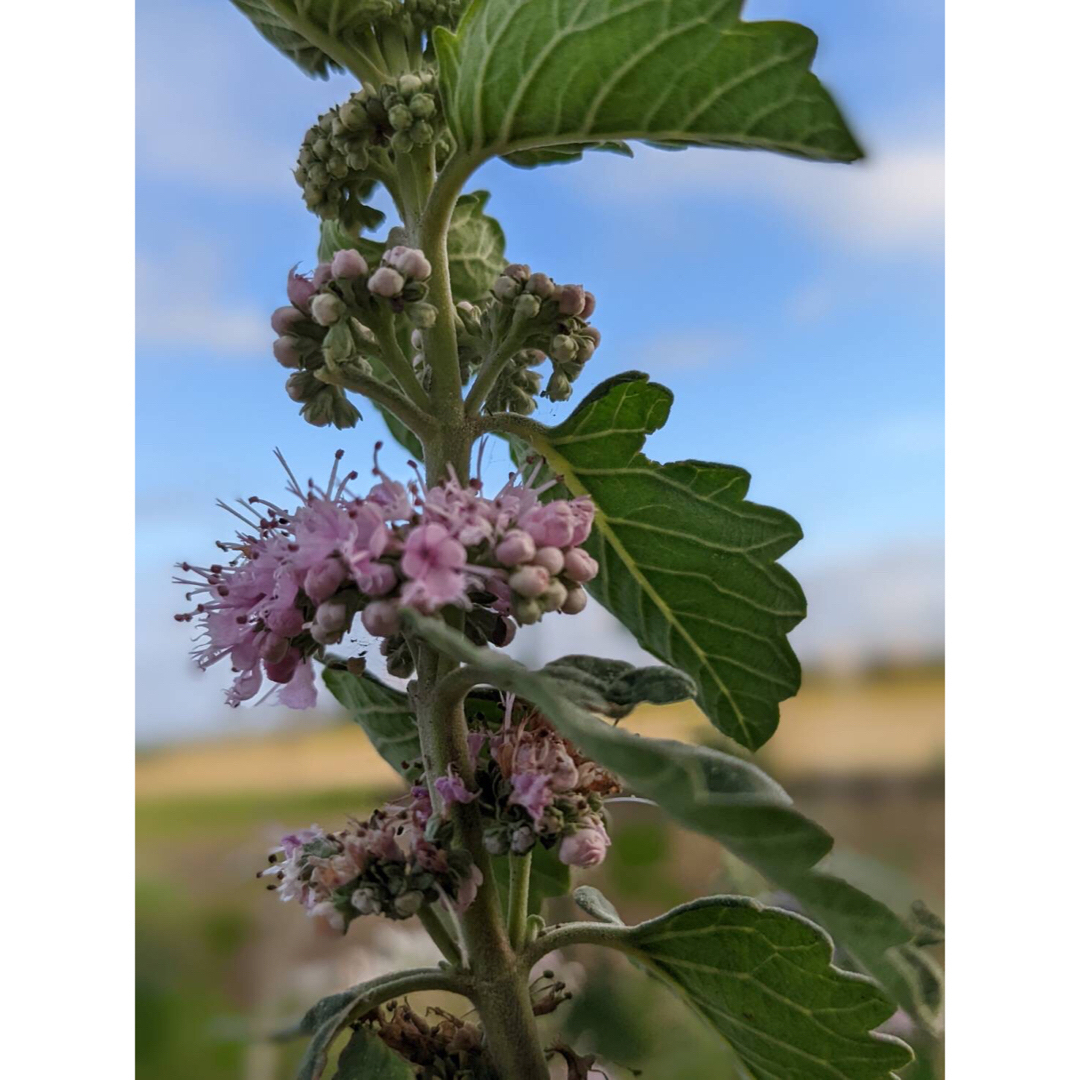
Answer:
435;0;864;171
331;1024;413;1080
540;654;696;719
577;893;912;1079
317;220;385;268
446;191;507;302
322;667;421;777
402;615;942;1029
523;371;806;750
230;2;373;79
502;140;633;168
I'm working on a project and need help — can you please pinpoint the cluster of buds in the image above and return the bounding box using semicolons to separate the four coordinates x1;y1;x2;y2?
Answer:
174;450;597;707
470;702;619;868
452;266;601;412
295;73;448;225
257;793;481;930
370;1001;484;1076
271;246;434;428
401;0;464;32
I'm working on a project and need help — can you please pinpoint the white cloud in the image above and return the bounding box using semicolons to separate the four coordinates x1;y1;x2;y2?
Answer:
137;240;268;356
563;141;943;256
631;327;749;371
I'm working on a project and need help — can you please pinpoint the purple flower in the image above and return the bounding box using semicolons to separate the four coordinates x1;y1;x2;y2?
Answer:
434;769;477;808
279;658;317;708
400;524;467;611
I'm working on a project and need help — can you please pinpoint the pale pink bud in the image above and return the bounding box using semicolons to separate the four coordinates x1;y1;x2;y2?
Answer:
503;262;531;283
541;579;568;613
495;529;536;566
509;564;550;598
304;559;346;603
287;265;316;312
561;585;588;615
311;293;344;326
361;599;400;637
312;263;333;289
384;246;432;279
368;266;405;297
580;290;597;319
558;826;609;868
357;562;397;597
562;548;598;583
532;547;564;575
331;248;368;279
271;305;304;335
315;600;349;633
273;336;302;369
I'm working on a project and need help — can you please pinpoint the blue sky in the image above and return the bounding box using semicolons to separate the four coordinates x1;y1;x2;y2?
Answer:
136;0;943;743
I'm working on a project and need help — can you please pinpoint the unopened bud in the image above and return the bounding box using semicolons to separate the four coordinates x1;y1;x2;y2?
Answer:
311;292;345;326
331;248;368;279
384;246;432;280
511;826;537;855
305;559;347;604
484;829;510;856
545;371;572;401
512;596;543;625
351;887;379;915
563;548;599;583
410;93;436;118
394;890;425;917
541;579;568;613
407;302;438;329
273;336;302;369
532;547;565;575
509;564;550;598
322;321;356;363
581;290;597;319
361;599;401;637
525;272;555;299
558;284;586;316
388;103;413;131
504;263;531;283
368;266;405;297
514;293;541;319
492;275;520;301
561;585;588;615
495;530;536;566
315;600;349;633
550;335;578;363
271;305;305;335
398;73;423;96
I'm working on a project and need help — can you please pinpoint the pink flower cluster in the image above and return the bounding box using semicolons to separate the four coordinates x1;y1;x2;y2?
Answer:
474;701;619;868
257;790;481;930
175;450;597;709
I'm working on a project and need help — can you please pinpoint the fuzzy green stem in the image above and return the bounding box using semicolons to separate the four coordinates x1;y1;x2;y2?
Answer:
522;920;631;970
369;308;431;410
506;852;533;952
314;368;434;439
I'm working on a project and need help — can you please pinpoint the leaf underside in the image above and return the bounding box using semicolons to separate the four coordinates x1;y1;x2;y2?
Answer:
331;1024;413;1079
528;371;806;750
446;190;507;303
587;893;913;1080
435;0;864;169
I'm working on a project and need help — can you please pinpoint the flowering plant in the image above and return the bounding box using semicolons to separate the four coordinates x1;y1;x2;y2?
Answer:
178;2;943;1075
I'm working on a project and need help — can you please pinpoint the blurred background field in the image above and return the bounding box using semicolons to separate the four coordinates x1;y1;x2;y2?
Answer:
136;662;943;1079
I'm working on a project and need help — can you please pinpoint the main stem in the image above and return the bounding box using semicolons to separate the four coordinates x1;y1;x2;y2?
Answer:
404;158;550;1080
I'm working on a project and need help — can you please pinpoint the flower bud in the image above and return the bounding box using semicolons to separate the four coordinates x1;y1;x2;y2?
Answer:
264;647;301;685
394;890;425;917
558;284;586;316
309;620;342;645
492;275;520;301
331;248;368;279
562;548;598;583
311;292;345;326
368;266;405;297
558;826;609;868
398;73;423;96
580;290;597;319
322;321;356;363
287;266;317;312
351;887;379;915
305;559;347;604
361;599;401;637
271;305;305;335
561;585;588;615
483;829;510;856
496;530;536;566
545;371;572;401
410;93;436;118
504;263;531;283
358;562;397;597
541;579;568;613
285;371;318;402
532;547;565;575
512;595;543;625
315;600;349;634
384;246;433;279
525;272;555;298
273;336;302;369
407;302;438;329
388;103;414;131
509;564;550;598
514;293;542;319
551;335;578;363
390;130;414;153
511;825;537;854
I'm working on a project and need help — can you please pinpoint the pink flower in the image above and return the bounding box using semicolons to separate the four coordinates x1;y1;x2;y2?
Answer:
279;658;317;709
450;863;483;914
495;529;536;566
558;825;610;868
434;769;476;807
400;524;467;610
509;772;552;823
331;248;368;279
